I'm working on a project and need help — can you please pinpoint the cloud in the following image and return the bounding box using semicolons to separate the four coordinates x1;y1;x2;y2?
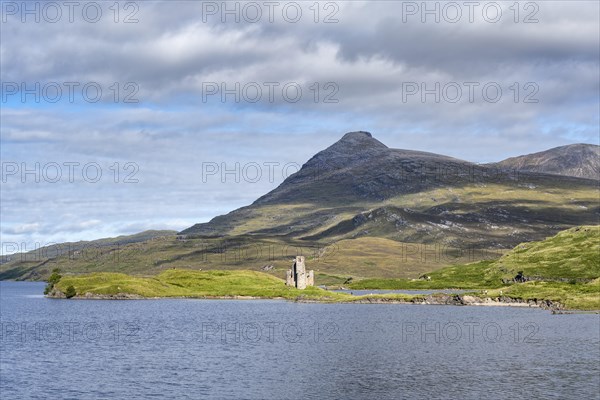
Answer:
2;223;41;235
1;0;598;252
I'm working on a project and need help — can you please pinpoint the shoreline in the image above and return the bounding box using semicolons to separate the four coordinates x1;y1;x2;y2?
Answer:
47;291;574;312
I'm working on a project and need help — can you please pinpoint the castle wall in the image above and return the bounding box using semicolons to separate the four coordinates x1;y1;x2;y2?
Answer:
307;270;314;287
285;256;313;289
295;256;307;289
286;270;294;286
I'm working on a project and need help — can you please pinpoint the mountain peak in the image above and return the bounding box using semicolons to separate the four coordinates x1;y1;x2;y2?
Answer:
341;131;373;139
331;131;388;151
305;131;388;165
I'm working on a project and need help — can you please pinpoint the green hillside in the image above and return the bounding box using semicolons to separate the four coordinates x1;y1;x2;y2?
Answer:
351;226;600;309
492;225;600;281
353;226;600;287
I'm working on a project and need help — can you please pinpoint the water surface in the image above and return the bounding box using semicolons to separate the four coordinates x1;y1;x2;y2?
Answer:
1;281;598;399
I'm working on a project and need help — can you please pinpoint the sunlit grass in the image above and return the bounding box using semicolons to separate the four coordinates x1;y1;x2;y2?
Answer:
55;269;351;301
350;226;600;310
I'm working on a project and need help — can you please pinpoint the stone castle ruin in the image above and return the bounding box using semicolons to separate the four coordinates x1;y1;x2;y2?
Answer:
286;256;314;289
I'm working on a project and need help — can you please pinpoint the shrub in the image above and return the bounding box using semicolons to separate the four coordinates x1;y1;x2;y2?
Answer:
48;269;62;285
44;269;62;295
65;286;77;299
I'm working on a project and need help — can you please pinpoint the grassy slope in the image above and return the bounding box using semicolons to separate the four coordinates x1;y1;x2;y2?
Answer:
1;235;484;282
350;226;600;309
54;269;420;304
493;226;600;280
55;269;350;301
349;261;503;290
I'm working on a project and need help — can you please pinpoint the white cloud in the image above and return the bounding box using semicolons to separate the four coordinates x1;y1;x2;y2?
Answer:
1;0;598;251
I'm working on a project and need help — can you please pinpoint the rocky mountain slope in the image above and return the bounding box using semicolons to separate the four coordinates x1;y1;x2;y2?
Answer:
488;143;599;180
180;132;599;248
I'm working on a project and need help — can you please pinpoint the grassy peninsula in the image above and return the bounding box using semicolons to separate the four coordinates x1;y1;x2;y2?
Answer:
51;269;346;301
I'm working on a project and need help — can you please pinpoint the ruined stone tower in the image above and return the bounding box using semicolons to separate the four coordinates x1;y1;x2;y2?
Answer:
286;256;314;289
306;270;314;287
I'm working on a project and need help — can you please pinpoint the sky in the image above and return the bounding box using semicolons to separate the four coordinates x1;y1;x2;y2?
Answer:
1;0;599;253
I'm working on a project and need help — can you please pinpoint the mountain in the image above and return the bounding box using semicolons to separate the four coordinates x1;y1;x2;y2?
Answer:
180;132;599;248
488;143;600;180
2;132;598;282
254;131;477;204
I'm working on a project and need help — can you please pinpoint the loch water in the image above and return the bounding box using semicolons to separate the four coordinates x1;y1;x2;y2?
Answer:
1;281;599;400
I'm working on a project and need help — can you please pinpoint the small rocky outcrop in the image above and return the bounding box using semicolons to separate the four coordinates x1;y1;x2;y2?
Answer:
47;287;66;298
81;292;144;300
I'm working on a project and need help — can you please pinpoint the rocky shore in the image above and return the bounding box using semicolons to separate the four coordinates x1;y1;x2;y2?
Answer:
349;293;563;311
47;288;564;310
48;288;145;300
47;288;275;301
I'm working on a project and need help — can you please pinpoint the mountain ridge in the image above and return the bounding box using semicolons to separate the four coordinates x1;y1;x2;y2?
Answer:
180;132;599;249
3;132;598;282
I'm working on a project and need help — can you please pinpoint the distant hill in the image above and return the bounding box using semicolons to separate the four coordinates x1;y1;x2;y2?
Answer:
488;143;599;180
0;230;176;280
